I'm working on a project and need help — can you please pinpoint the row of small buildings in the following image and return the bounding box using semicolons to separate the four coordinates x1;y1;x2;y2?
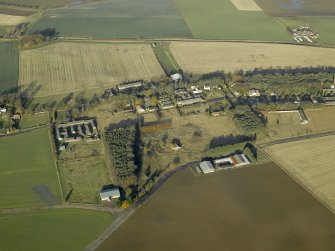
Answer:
56;119;100;150
198;153;250;174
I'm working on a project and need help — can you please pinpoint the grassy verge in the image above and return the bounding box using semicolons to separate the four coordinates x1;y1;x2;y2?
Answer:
153;43;181;75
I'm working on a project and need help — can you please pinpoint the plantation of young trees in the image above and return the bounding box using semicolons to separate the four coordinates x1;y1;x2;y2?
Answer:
105;126;137;182
231;106;265;132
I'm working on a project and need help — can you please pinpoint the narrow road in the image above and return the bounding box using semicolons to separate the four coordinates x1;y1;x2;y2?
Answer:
258;129;335;148
85;161;199;251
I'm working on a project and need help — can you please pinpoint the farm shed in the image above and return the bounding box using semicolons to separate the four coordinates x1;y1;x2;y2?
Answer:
171;73;182;81
199;161;215;174
232;154;250;167
100;188;120;201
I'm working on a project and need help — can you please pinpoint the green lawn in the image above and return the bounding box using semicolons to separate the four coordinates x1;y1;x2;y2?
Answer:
153;43;181;74
0;209;113;251
173;0;291;41
0;128;62;208
29;0;192;38
20;113;50;129
278;16;335;46
0;40;19;94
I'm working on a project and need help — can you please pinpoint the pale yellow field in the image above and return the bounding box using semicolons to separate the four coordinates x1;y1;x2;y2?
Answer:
19;42;165;97
170;42;335;73
230;0;262;11
266;135;335;212
0;14;26;25
305;107;335;132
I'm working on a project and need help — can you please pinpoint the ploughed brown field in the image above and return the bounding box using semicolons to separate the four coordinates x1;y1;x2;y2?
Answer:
97;163;335;251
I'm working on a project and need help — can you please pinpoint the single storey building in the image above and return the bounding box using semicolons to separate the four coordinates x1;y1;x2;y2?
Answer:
100;188;120;201
199;161;215;174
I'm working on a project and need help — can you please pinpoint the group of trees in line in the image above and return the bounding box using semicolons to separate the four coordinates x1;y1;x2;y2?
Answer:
0;1;39;9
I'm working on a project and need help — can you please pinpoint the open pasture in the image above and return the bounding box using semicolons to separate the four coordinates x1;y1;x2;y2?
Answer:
29;0;191;38
0;40;19;94
0;14;26;25
97;163;335;251
254;0;335;16
258;111;312;143
0;129;62;208
57;141;112;204
170;41;335;73
20;112;50;129
172;0;290;41
19;42;165;97
266;135;335;212
305;108;335;132
0;209;113;251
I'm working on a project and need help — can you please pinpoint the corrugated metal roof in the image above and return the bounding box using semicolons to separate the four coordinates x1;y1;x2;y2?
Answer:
100;188;120;200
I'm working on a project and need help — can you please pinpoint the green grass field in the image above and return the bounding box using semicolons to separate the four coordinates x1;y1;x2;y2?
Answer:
153;43;181;74
20;113;50;129
0;209;113;251
57;141;112;204
0;129;62;208
29;0;191;38
278;16;335;46
0;40;19;94
173;0;291;41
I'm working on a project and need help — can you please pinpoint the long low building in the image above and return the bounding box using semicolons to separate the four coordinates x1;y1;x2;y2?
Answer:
199;161;215;174
100;188;120;201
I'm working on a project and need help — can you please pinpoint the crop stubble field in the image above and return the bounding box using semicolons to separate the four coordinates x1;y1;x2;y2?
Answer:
266;135;335;212
97;163;335;251
19;42;165;97
0;129;62;208
170;42;335;73
0;209;113;251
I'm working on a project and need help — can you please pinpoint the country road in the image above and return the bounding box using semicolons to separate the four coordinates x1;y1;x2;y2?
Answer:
258;129;335;148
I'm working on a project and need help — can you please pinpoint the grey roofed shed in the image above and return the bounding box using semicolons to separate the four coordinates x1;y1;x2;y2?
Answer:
199;161;215;174
100;188;120;201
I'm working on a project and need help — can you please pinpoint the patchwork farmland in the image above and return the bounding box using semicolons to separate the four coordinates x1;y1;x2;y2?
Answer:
170;41;335;73
0;209;113;251
19;42;165;97
0;128;62;208
266;135;335;212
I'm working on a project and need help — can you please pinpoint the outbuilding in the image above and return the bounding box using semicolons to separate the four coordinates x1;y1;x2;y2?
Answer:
100;188;120;201
199;161;215;174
